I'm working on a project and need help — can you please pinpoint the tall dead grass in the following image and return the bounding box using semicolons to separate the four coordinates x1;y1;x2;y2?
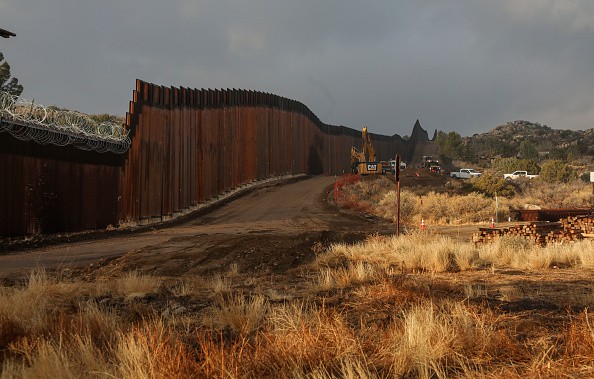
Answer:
314;233;594;276
202;294;267;336
480;237;594;270
314;233;480;279
338;176;593;227
113;270;163;296
4;235;594;377
511;180;593;209
379;190;496;227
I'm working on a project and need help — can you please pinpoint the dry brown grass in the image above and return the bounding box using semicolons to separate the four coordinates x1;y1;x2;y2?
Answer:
3;235;594;377
337;175;594;228
202;294;268;336
511;180;593;209
313;233;480;277
113;270;163;296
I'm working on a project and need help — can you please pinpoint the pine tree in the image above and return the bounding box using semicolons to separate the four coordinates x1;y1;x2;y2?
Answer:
0;52;23;96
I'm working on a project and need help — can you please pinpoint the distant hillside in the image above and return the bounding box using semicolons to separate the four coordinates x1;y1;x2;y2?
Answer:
466;120;594;162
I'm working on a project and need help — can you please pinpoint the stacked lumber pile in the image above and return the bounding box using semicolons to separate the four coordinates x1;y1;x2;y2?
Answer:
560;216;594;235
473;216;594;245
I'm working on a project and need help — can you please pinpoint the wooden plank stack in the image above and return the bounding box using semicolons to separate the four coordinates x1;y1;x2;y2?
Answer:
473;216;594;245
560;216;594;234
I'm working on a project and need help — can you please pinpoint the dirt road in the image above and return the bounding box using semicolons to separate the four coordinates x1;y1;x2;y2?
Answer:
0;176;393;279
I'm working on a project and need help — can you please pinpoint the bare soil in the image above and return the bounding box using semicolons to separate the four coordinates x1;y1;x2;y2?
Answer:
0;176;392;282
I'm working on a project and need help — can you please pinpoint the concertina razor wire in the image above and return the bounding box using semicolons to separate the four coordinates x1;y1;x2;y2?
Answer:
0;91;131;154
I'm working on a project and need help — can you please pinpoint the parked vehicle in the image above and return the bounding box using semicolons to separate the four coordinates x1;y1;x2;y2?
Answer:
421;155;439;168
503;171;539;180
387;159;406;173
450;168;482;179
429;165;441;174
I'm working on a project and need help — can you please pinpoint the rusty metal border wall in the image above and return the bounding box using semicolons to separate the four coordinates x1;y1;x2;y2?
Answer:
0;136;123;235
2;79;420;236
119;80;413;224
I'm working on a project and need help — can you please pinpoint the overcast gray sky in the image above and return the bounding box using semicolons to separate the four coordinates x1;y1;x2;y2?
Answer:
1;1;593;136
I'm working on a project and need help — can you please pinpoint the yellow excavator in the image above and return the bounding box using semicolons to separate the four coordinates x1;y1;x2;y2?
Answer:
351;127;383;175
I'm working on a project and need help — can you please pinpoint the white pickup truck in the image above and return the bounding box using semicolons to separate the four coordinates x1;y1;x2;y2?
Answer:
450;168;482;179
503;171;538;180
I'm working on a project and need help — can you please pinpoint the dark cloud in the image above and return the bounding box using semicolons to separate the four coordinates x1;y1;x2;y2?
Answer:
1;1;593;136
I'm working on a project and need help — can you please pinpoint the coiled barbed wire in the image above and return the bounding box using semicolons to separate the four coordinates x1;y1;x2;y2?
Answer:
0;91;130;154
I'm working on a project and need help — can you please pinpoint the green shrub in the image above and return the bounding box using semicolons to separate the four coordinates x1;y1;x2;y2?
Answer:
470;174;515;198
539;160;577;183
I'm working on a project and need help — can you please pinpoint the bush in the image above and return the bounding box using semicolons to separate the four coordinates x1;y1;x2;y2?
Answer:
470;174;515;198
378;189;419;226
539;160;577;183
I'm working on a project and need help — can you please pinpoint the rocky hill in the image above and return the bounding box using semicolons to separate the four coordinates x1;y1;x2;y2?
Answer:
466;120;594;162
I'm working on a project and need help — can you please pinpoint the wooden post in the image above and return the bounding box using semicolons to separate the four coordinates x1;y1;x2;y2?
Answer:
395;155;401;236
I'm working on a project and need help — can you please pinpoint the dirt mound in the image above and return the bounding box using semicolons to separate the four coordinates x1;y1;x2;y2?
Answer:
400;167;449;189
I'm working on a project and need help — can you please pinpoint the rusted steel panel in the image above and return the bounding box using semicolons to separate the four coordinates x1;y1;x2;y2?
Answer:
236;105;243;183
215;105;223;193
215;106;223;194
81;163;99;229
207;107;215;199
209;108;217;196
196;107;204;202
200;107;208;201
183;105;192;209
256;107;266;179
284;109;291;174
247;105;255;180
172;102;181;214
139;106;150;220
230;98;238;188
303;115;311;173
227;104;234;190
178;88;188;210
1;135;121;236
200;109;210;201
147;106;158;219
1;151;25;234
161;106;170;216
267;107;274;176
188;105;197;206
172;102;180;213
271;106;279;175
95;163;119;228
176;102;184;211
207;108;217;200
220;106;227;192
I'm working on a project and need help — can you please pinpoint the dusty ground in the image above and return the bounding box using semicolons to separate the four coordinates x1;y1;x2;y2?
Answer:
0;176;392;281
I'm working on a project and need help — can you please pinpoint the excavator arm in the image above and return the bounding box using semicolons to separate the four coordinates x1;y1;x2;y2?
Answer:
361;127;376;162
351;126;382;175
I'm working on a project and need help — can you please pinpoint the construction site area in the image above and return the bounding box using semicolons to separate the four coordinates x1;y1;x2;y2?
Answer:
2;70;594;379
4;5;594;375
